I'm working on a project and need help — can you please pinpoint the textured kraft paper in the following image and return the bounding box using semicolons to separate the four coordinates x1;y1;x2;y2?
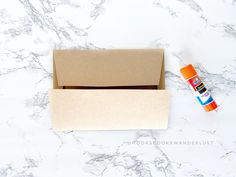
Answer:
50;49;170;130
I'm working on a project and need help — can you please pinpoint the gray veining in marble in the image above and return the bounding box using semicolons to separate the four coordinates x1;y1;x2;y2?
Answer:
0;0;236;176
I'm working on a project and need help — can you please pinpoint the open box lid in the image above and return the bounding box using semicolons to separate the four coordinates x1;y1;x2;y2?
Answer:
53;49;165;89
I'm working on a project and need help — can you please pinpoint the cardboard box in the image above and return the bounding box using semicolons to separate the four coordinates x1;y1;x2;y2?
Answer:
50;49;170;131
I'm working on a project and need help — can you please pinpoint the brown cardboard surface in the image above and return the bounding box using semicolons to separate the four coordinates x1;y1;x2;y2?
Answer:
50;90;169;130
53;49;164;87
50;49;169;130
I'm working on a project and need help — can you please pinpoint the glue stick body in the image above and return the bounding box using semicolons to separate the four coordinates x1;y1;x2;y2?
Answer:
180;64;217;112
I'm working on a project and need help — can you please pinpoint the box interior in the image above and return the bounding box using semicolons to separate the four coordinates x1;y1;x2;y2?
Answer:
62;86;158;89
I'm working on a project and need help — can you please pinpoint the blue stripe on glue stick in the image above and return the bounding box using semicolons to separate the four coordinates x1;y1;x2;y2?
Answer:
196;96;214;105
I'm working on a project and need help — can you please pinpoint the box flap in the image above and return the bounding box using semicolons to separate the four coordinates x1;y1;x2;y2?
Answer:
53;49;164;87
50;89;169;130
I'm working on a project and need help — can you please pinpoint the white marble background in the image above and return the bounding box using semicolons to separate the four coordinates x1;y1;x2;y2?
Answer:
0;0;236;176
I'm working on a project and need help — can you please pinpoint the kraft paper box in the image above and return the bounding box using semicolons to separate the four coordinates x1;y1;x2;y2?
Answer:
50;49;170;131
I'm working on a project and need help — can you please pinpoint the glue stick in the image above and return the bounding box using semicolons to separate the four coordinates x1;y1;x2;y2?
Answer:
180;64;217;112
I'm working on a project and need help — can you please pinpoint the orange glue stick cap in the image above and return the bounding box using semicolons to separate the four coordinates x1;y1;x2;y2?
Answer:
180;64;197;80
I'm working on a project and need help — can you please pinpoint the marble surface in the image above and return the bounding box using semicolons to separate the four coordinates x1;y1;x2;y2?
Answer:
0;0;236;176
